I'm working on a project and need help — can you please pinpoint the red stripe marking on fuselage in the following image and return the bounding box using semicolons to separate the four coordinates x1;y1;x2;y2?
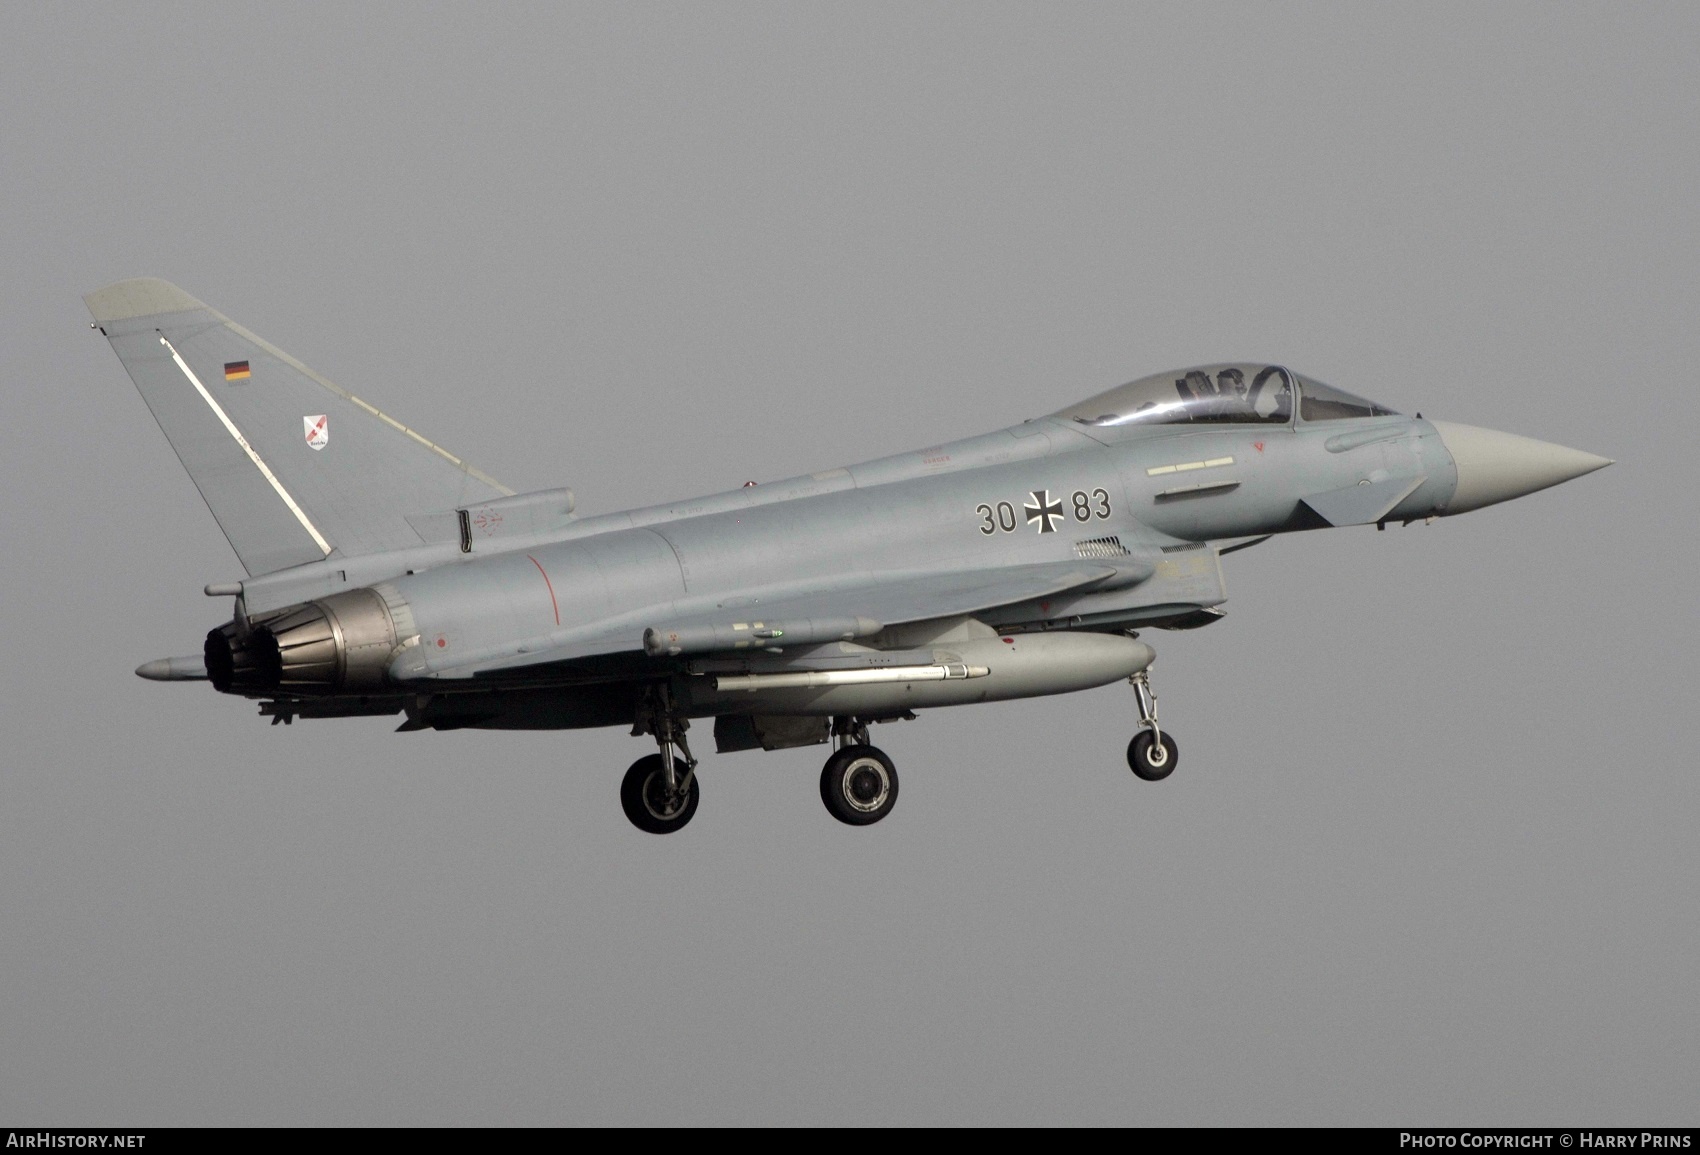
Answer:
527;554;560;625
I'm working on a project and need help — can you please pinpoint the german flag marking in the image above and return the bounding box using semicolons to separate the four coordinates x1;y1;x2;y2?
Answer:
224;360;251;381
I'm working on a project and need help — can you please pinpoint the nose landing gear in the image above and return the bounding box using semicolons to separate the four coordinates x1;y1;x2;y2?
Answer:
1126;668;1179;781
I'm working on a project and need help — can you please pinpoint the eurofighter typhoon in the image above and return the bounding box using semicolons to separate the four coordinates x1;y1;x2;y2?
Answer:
89;279;1611;833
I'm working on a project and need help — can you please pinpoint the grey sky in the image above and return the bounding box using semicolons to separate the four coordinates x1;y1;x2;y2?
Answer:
2;2;1696;1125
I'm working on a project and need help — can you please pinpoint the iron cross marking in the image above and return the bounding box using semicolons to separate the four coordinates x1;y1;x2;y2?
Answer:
1025;489;1064;533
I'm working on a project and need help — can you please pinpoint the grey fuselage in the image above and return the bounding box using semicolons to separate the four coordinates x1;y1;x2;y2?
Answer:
226;405;1457;731
90;278;1606;750
403;411;1452;651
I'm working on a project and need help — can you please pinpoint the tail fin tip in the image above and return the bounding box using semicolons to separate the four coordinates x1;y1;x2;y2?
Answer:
85;278;207;325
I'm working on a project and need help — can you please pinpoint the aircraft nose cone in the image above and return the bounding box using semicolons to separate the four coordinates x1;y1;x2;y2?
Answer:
1431;421;1612;515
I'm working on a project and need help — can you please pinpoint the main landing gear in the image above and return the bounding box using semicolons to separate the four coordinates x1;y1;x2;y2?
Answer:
622;689;699;834
820;717;899;826
1126;668;1179;781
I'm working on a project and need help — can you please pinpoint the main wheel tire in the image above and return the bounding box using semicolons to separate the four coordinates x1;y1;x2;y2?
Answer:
1127;730;1179;781
820;745;899;826
620;753;699;834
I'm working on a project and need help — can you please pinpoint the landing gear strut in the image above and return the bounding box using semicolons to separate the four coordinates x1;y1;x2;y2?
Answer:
622;686;700;834
821;717;899;825
1126;668;1179;781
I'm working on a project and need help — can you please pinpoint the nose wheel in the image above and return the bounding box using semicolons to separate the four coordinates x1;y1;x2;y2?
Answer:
821;718;899;825
1127;730;1178;780
1126;669;1179;781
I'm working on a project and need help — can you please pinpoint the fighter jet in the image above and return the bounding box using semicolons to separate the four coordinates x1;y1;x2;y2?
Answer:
88;279;1611;833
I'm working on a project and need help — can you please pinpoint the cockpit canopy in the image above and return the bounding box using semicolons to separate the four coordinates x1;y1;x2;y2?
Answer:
1050;363;1398;428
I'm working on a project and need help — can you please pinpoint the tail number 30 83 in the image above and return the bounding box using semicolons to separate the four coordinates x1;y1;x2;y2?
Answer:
977;488;1111;535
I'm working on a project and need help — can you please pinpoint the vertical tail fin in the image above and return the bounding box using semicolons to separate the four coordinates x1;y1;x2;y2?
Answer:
85;279;512;576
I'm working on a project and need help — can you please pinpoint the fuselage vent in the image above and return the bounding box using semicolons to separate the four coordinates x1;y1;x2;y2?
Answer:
1074;535;1131;559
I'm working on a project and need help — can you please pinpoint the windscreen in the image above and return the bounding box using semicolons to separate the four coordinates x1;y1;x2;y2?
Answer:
1296;376;1400;421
